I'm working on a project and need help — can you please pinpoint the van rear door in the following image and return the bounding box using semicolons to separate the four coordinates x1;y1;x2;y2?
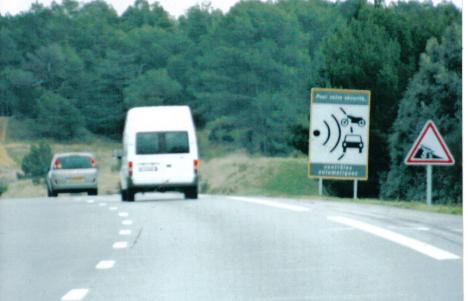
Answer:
132;131;195;184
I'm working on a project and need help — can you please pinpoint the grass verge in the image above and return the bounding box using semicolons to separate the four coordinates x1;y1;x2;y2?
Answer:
293;195;462;215
200;153;462;215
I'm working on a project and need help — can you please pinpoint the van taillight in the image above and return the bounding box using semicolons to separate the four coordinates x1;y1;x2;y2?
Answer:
53;159;61;169
91;158;96;168
194;159;199;173
128;161;133;177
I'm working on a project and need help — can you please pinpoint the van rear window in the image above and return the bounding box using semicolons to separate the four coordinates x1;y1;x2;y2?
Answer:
136;132;189;155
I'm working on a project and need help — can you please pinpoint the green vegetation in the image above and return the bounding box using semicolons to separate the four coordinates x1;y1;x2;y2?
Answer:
0;180;7;196
381;23;462;203
20;141;53;183
200;153;317;196
261;159;318;197
0;0;461;204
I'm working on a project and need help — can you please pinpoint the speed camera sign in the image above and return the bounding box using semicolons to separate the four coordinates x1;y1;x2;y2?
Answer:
308;88;371;180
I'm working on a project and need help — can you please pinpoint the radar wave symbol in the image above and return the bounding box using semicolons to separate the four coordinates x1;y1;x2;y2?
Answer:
321;114;341;153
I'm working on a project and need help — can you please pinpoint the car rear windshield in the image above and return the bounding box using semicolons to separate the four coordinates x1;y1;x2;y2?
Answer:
57;155;93;169
345;135;362;142
136;131;189;155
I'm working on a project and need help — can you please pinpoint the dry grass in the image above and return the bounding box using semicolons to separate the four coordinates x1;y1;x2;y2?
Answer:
199;152;306;195
0;118;16;171
0;117;7;142
2;179;47;198
0;145;16;169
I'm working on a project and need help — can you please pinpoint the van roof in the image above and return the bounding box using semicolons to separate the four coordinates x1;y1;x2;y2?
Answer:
125;106;194;132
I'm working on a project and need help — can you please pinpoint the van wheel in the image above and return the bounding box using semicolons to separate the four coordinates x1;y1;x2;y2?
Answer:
121;189;135;202
184;186;198;199
127;190;135;202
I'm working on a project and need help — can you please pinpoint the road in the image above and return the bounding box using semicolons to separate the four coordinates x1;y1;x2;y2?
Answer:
0;193;463;301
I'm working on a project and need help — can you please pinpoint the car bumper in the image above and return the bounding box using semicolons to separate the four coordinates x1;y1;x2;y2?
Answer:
50;183;97;192
127;177;198;192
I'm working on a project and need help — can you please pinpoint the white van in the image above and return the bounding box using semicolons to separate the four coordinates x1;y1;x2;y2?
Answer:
119;106;199;201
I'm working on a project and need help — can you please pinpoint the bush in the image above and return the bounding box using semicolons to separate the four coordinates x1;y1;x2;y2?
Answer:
21;141;53;183
0;181;8;196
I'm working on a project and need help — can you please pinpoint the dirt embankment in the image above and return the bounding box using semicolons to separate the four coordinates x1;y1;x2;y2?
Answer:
0;118;16;171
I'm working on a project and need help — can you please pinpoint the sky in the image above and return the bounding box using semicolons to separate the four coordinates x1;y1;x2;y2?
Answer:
0;0;462;17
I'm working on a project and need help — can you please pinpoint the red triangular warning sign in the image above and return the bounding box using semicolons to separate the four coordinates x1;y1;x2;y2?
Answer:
405;120;455;165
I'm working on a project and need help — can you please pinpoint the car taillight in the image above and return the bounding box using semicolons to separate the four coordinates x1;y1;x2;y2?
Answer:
53;159;61;169
91;158;96;168
128;161;133;177
194;159;199;173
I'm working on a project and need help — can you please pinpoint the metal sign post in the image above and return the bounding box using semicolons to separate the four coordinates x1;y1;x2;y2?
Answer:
353;179;358;200
426;165;432;206
318;178;323;196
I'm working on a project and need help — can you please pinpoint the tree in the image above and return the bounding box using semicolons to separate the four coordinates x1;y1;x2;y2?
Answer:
190;1;310;154
121;0;173;30
124;69;182;108
381;23;461;203
318;6;401;197
21;141;53;182
0;68;41;117
36;91;85;140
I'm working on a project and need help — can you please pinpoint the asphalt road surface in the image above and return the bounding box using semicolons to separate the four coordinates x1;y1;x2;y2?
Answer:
0;193;463;301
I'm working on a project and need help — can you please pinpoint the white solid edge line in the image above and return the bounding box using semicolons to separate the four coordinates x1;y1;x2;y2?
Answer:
61;288;89;300
328;216;460;261
96;260;115;269
113;241;128;249
230;196;309;212
119;229;132;235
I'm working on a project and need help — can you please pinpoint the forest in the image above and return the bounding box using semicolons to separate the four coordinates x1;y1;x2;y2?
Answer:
0;0;461;202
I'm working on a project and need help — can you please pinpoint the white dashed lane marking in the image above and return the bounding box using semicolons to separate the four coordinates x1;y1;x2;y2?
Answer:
98;203;107;207
95;260;115;270
86;200;95;204
109;206;118;211
113;241;128;249
118;212;129;217
122;219;133;226
61;288;89;300
119;229;132;235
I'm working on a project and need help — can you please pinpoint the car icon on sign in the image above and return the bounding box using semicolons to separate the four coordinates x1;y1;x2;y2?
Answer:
342;134;363;153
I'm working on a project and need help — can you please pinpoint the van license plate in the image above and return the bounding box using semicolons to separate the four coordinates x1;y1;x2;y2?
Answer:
139;165;158;172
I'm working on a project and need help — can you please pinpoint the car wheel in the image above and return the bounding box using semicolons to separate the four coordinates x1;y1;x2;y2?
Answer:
48;189;57;197
184;186;198;199
88;189;98;196
120;189;127;201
